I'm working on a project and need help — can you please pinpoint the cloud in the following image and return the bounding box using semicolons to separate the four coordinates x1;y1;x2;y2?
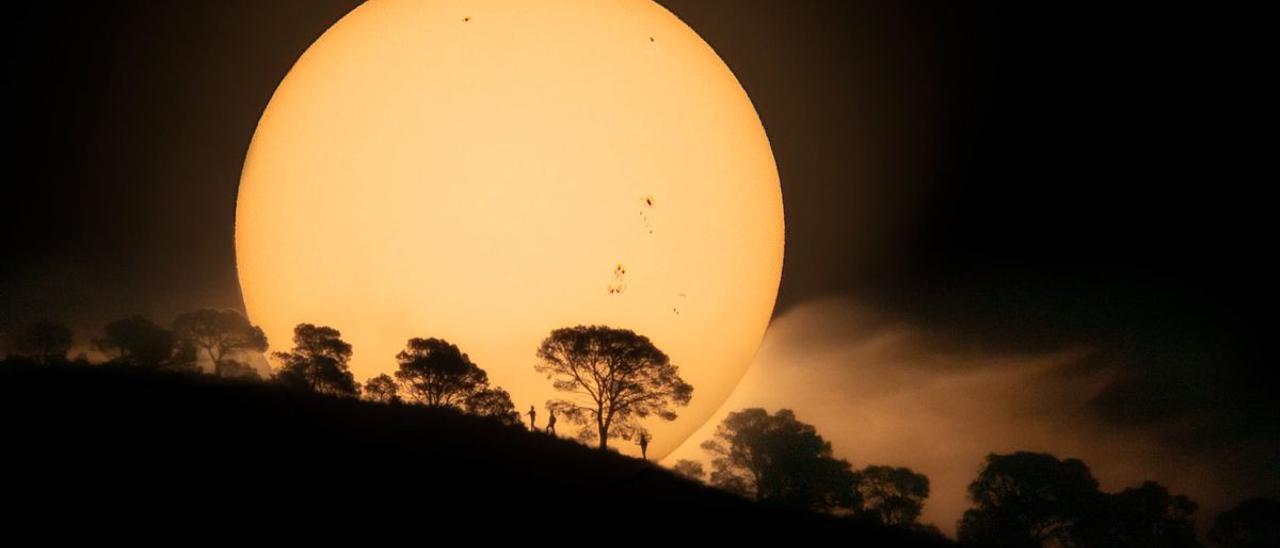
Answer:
665;296;1273;537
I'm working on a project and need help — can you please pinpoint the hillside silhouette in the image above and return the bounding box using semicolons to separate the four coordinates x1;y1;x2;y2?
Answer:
1;362;950;543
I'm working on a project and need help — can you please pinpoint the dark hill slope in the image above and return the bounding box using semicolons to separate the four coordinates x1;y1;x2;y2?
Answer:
2;362;949;544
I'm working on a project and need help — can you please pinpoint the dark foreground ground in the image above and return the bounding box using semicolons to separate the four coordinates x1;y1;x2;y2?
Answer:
1;362;950;544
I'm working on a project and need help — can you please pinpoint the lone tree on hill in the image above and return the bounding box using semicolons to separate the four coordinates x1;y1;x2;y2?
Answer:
394;337;489;407
171;309;267;377
534;325;692;450
272;323;359;397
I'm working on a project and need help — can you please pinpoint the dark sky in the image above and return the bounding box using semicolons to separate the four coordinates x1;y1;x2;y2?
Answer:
4;0;1274;514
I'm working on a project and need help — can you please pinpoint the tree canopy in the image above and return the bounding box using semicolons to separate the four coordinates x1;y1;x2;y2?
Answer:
272;323;359;397
171;309;267;377
1092;481;1199;547
853;465;930;527
464;386;522;427
958;452;1103;547
363;373;400;404
94;315;174;368
394;337;488;407
958;451;1201;547
392;337;523;428
700;408;855;513
1208;497;1280;548
534;325;692;450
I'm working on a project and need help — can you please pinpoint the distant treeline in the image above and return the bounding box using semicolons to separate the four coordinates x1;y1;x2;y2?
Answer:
0;311;693;450
2;312;1276;546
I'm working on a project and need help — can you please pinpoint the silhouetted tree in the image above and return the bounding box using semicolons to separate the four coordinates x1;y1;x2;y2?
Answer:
700;408;855;513
14;321;73;364
535;325;692;450
94;315;173;368
363;373;400;404
1209;497;1280;548
1090;481;1200;548
464;386;522;427
959;452;1203;547
672;459;705;481
171;309;267;377
272;323;359;397
395;338;488;407
853;465;930;527
167;339;202;373
958;452;1101;547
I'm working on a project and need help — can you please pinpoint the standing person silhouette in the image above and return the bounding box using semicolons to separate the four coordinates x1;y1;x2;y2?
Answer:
527;405;537;432
545;409;557;435
638;431;650;460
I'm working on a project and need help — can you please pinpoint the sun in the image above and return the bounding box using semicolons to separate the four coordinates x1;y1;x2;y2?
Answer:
235;0;783;459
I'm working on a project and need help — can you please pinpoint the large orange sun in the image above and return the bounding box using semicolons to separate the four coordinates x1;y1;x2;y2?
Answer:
235;0;783;459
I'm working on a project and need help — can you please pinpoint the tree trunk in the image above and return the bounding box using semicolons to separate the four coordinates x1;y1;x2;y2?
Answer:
206;348;222;377
598;422;608;450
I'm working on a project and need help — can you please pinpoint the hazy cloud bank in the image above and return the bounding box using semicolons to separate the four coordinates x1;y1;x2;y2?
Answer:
666;296;1273;536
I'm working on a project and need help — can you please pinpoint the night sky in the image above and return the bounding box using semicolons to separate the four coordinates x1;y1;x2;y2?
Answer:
4;0;1274;530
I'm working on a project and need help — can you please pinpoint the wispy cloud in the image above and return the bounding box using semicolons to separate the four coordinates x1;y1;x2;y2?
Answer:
666;296;1267;536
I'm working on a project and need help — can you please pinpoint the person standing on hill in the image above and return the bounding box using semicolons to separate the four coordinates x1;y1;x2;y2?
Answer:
527;405;537;431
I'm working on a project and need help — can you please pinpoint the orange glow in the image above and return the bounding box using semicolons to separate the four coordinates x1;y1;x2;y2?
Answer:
235;0;783;458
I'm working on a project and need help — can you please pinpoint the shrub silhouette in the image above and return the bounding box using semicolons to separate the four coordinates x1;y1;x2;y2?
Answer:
464;386;522;427
671;459;706;481
220;359;262;380
363;373;400;404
